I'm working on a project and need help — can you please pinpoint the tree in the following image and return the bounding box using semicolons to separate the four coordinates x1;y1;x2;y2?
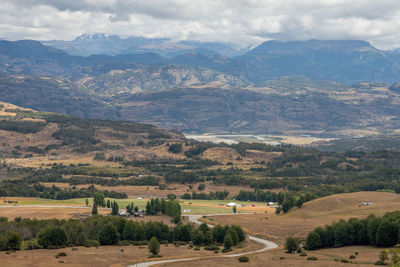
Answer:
38;227;67;248
306;231;322;250
85;198;89;206
204;231;213;245
275;206;282;215
281;198;293;213
198;184;205;191
199;223;210;234
123;222;135;240
233;205;237;214
334;220;353;247
2;232;22;250
91;204;98;215
168;143;182;153
223;233;233;250
93;192;105;207
148;236;160;255
98;225;118;245
107;199;111;209
111;201;119;216
376;220;398;247
296;196;305;208
192;229;204;246
212;225;226;243
227;229;239;245
285;237;299;253
231;225;245;242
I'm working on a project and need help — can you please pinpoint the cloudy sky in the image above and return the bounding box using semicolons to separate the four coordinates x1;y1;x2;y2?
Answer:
1;0;400;49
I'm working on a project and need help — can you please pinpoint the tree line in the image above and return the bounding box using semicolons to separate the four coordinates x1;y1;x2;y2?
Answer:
305;211;400;250
181;190;230;200
0;215;245;252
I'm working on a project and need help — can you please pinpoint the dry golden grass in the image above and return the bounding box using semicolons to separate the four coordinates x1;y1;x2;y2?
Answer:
160;245;380;267
0;240;262;267
202;192;400;242
0;206;109;220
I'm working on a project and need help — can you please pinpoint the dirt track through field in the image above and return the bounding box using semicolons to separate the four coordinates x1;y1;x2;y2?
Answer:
130;213;278;267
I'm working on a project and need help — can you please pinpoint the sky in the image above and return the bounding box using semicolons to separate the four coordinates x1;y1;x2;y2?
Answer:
1;0;400;49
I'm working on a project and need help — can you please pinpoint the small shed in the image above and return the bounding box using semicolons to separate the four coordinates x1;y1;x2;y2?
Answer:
362;201;373;206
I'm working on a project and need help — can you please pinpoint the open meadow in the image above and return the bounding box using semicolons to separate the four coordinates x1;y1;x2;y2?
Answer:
0;239;263;267
200;191;400;242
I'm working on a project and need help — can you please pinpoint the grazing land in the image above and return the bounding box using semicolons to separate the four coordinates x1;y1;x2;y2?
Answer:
0;240;262;267
201;192;400;242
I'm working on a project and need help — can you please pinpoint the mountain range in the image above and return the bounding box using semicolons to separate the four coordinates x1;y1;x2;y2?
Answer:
0;35;400;135
42;33;244;58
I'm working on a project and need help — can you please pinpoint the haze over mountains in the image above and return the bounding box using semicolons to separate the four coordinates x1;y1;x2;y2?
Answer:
0;34;400;136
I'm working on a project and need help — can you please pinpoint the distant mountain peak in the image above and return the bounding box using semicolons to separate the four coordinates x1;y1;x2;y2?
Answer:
74;33;120;42
248;39;377;55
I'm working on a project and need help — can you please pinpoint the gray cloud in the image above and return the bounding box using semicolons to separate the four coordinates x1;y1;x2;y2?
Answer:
1;0;400;49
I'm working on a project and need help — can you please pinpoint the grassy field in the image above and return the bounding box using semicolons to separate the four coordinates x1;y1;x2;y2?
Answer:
200;191;400;243
0;197;271;216
0;239;263;267
162;245;381;267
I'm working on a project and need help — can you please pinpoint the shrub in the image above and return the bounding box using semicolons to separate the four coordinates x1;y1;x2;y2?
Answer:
285;236;299;253
349;255;356;259
0;232;22;251
148;237;160;255
340;258;349;263
118;240;131;246
238;256;249;262
84;240;100;247
204;245;219;251
307;256;318;260
57;252;67;257
300;252;307;256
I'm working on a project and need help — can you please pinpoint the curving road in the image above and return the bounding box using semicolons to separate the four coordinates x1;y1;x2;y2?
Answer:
130;213;278;267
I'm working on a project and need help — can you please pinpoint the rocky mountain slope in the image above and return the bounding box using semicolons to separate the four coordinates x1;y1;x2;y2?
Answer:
1;39;400;135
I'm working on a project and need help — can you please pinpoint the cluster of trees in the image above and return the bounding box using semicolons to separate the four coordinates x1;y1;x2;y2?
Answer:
236;190;315;213
0;120;47;134
168;143;182;153
236;190;286;202
0;181;127;200
0;215;245;251
181;190;230;200
145;198;181;222
306;211;400;250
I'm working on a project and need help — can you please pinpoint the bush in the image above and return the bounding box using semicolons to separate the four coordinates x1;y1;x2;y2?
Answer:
0;232;22;251
118;240;131;246
285;236;299;253
148;237;160;255
340;258;349;263
57;252;67;257
307;256;318;260
374;260;387;265
349;255;356;259
238;256;249;262
84;240;100;247
168;143;182;153
300;252;307;256
204;245;219;251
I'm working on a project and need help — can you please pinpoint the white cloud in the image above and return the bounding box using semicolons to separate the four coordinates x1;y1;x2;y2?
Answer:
1;0;400;49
